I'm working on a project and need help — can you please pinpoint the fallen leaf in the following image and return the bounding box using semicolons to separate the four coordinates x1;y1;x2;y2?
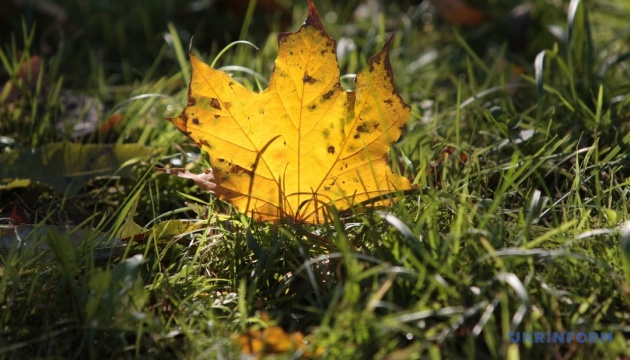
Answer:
117;219;207;244
0;178;31;191
10;204;30;224
1;55;42;104
168;0;413;223
429;0;485;26
0;142;156;196
100;113;124;134
234;325;323;359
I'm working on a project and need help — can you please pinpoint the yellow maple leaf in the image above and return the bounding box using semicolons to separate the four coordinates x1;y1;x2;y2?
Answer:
168;0;413;224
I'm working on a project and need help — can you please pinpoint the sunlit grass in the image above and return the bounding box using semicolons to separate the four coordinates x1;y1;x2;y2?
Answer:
1;0;630;358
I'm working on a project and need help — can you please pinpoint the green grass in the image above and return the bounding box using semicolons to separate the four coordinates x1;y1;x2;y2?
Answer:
2;0;630;358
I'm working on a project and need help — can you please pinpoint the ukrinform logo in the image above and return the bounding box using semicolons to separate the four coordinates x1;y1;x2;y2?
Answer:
509;331;613;344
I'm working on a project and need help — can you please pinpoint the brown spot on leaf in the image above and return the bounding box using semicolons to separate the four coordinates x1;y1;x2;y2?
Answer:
210;98;221;110
199;139;212;149
308;104;317;111
193;118;200;125
214;114;220;119
322;90;334;100
327;146;335;154
224;102;231;110
384;99;393;105
231;165;253;177
354;134;360;139
188;96;196;107
357;124;369;133
303;73;316;84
